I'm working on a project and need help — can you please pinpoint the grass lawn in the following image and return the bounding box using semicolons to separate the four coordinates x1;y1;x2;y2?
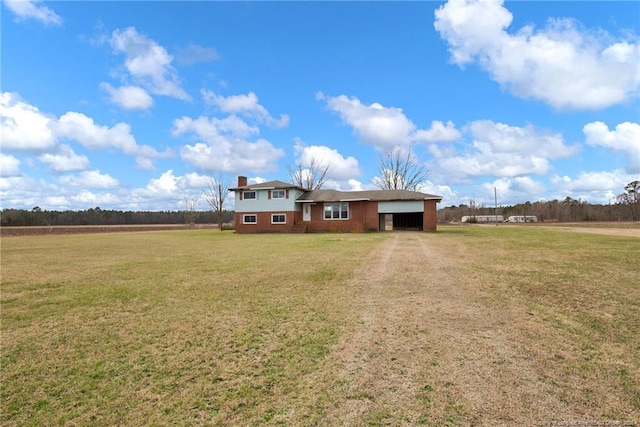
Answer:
1;227;638;426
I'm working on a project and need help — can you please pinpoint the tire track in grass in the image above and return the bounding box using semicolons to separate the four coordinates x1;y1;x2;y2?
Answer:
323;233;401;424
325;233;443;425
322;232;591;425
414;233;587;425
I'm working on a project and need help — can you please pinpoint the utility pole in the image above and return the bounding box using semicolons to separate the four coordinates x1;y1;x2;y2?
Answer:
494;187;498;225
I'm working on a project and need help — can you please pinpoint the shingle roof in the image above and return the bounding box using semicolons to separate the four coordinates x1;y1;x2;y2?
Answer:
229;180;305;191
296;189;442;202
229;179;442;202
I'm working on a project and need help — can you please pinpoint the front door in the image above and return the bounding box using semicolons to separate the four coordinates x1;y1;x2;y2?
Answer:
303;204;311;221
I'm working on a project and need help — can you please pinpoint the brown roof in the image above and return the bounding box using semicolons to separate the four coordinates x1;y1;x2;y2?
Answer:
229;180;305;191
229;179;442;202
296;189;442;202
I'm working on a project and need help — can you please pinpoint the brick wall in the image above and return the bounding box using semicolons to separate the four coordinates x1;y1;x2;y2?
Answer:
423;200;438;231
293;201;380;233
234;211;295;233
235;199;439;233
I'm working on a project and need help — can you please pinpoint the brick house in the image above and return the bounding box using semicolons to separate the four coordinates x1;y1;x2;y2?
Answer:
230;176;442;233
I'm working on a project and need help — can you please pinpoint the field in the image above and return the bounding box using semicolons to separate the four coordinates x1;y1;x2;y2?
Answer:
1;226;639;426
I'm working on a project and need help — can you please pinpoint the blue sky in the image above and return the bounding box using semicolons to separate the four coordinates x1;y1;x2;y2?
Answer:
1;0;639;211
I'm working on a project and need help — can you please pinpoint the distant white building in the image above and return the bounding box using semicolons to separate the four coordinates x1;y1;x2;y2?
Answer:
505;215;537;223
461;215;503;223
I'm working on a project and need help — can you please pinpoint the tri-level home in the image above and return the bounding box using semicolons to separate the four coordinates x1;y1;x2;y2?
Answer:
230;176;442;233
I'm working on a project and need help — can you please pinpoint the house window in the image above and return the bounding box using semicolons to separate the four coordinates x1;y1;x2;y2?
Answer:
243;214;257;224
271;190;285;199
324;203;349;220
271;214;286;224
243;191;256;200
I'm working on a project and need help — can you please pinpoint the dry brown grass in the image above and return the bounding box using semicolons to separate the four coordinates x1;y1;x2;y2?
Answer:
1;227;638;426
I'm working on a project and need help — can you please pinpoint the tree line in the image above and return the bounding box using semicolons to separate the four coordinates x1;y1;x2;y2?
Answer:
438;200;634;223
0;207;235;227
439;197;639;224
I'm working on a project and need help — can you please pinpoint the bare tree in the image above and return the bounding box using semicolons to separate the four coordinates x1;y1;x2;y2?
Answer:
203;174;231;231
287;158;329;190
373;146;429;191
184;197;198;226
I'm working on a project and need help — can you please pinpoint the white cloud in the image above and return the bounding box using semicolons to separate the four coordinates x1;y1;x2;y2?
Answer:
55;111;170;169
0;176;60;209
440;154;549;182
57;112;139;154
109;27;191;101
293;138;360;180
550;169;637;203
0;92;57;152
418;180;457;200
583;121;640;173
180;140;283;174
318;92;416;149
347;179;364;191
414;120;462;143
68;190;120;207
173;115;284;174
434;0;640;110
0;153;21;177
135;157;155;170
59;170;119;189
128;170;224;209
247;176;267;185
201;89;289;128
100;83;154;110
495;176;545;195
0;169;213;211
174;43;220;66
552;170;630;193
1;93;171;170
38;144;90;173
436;120;577;182
173;115;258;139
475;177;546;206
144;169;178;193
467;120;577;158
3;0;62;26
317;92;461;149
181;172;212;189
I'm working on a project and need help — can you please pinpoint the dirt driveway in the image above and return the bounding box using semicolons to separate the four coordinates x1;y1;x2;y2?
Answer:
315;232;637;426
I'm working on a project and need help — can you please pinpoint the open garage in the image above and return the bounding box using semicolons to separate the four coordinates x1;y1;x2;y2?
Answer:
379;212;424;231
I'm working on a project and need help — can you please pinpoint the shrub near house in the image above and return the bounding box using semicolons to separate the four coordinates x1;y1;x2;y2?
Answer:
230;176;442;233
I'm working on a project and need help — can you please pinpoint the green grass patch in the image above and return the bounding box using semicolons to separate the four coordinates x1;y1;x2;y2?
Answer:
2;227;638;424
1;231;381;425
438;226;640;412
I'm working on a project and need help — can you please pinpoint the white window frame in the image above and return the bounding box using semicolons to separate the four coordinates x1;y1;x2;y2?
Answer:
323;203;349;220
243;214;257;224
271;190;286;199
243;191;257;200
271;213;286;224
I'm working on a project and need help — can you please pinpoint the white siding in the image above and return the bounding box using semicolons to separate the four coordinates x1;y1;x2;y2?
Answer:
235;189;304;213
378;201;424;213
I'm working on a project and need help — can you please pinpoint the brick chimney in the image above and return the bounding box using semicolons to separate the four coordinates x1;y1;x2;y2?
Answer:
237;176;247;187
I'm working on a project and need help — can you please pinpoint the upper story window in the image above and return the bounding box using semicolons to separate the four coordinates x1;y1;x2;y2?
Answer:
271;190;286;199
324;203;349;220
243;191;256;200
